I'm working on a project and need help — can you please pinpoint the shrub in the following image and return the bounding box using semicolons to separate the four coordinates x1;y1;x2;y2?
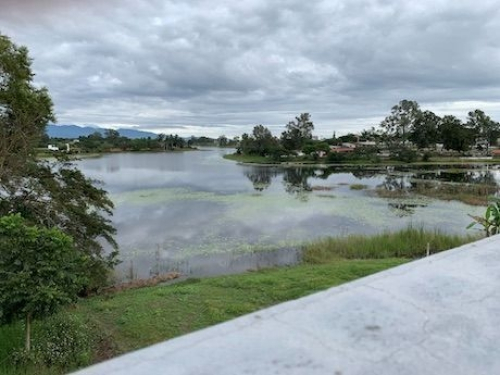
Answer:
35;314;91;369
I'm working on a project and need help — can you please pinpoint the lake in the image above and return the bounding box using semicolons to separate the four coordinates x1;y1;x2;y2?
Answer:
76;149;497;280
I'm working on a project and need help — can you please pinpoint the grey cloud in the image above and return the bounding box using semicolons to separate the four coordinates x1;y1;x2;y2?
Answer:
1;0;500;137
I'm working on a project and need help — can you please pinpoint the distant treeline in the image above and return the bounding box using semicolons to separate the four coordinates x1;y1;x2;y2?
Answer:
234;100;500;163
40;130;238;153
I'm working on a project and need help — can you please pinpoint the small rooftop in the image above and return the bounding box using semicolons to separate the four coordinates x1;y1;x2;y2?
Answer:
73;235;500;375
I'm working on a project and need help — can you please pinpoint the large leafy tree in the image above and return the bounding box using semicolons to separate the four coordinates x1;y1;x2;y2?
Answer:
466;109;500;152
409;110;440;149
0;214;88;351
380;100;421;149
0;34;117;290
438;115;475;152
239;125;279;156
281;113;314;151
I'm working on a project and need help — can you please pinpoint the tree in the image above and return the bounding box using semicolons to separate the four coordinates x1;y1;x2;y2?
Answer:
0;214;88;351
438;115;474;152
252;125;278;156
380;100;421;148
156;133;166;150
0;35;54;179
239;125;279;156
0;34;117;291
466;109;500;152
281;113;314;151
217;135;228;147
409;110;440;149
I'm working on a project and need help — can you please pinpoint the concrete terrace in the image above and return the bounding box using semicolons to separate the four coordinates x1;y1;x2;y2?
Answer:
73;235;500;375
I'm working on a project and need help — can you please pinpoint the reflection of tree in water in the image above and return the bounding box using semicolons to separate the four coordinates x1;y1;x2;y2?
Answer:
244;167;279;191
379;174;411;192
282;168;316;201
312;167;336;180
413;170;498;185
377;167;499;208
409;170;499;197
350;168;384;179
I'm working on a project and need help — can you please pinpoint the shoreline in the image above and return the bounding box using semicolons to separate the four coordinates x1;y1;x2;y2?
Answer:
223;153;500;168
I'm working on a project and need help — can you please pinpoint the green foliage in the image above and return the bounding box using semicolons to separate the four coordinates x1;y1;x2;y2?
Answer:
0;34;117;291
281;113;314;151
326;151;347;163
0;214;88;353
34;314;91;369
390;147;418;163
409;110;440;148
3;314;92;373
467;197;500;237
0;321;23;370
0;34;55;172
438;115;475;152
349;146;380;163
238;125;280;156
467;109;500;150
73;131;190;153
0;215;88;324
380;100;421;148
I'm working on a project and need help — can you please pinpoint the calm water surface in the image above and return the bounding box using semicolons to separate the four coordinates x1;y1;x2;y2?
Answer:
77;149;498;280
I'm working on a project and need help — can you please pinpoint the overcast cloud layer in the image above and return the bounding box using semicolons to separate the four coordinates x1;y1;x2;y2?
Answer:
1;0;500;137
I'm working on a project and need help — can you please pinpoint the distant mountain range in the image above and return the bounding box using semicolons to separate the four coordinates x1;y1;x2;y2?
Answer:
47;125;158;139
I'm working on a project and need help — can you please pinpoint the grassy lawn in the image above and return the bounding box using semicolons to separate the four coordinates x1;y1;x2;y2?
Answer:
75;258;407;354
0;259;406;374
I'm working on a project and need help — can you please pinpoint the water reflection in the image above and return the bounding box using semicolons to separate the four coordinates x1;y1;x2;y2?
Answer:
283;168;315;201
243;165;500;202
244;167;279;191
75;150;493;280
378;170;499;197
379;174;411;192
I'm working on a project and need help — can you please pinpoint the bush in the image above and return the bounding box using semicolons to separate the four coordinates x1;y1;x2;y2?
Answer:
390;148;418;163
326;152;346;163
35;314;91;369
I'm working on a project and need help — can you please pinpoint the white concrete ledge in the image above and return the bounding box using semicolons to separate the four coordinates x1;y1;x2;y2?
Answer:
73;236;500;375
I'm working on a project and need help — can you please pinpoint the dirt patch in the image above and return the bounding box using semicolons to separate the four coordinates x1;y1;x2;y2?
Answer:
103;272;182;294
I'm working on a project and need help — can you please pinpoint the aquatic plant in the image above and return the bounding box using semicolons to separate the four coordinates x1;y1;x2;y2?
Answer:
467;197;500;237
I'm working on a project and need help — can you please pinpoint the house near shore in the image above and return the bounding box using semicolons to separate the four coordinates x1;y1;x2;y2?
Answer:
47;144;59;151
329;145;355;153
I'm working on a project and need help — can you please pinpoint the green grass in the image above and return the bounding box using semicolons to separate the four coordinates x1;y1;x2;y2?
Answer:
303;227;479;263
0;258;406;374
0;228;482;374
73;258;406;354
223;153;278;164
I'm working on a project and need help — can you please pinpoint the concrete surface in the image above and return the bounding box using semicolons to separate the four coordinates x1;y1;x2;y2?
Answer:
73;235;500;375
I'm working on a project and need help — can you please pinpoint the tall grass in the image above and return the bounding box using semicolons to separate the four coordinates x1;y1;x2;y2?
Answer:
0;322;24;375
303;227;480;264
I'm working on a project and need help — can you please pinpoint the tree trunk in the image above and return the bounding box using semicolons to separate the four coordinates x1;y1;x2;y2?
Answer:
25;312;31;352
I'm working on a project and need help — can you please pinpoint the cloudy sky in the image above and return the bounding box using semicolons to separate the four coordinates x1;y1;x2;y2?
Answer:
1;0;500;137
